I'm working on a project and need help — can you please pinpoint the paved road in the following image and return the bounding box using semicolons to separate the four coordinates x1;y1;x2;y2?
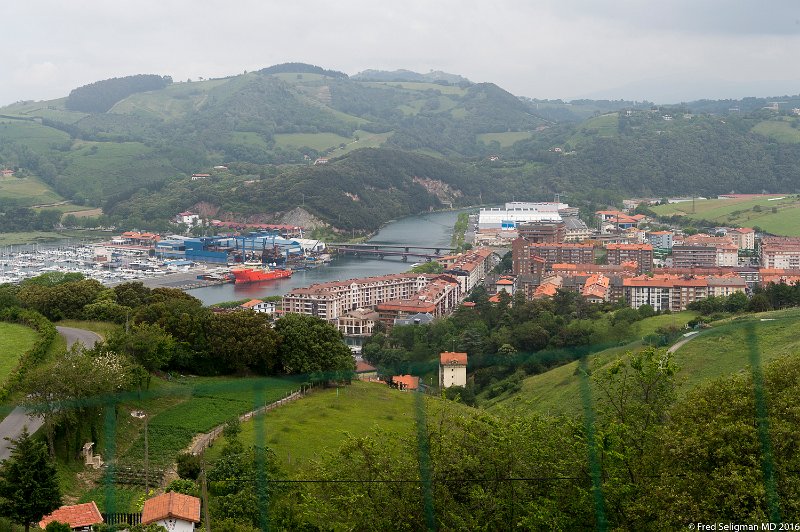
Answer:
668;331;701;354
0;326;102;461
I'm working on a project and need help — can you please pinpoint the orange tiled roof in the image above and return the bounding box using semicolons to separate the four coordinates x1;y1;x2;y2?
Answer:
440;352;468;365
240;299;264;308
40;502;103;529
142;492;201;525
393;375;419;389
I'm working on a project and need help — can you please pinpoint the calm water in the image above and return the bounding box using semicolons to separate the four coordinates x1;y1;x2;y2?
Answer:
189;209;468;305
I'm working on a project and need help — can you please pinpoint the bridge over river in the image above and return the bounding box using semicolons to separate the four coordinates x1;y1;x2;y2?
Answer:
326;243;456;261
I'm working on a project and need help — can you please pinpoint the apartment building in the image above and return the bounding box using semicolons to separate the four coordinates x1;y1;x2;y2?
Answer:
283;273;434;320
606;243;654;274
760;237;800;269
727;227;756;250
512;239;595;275
623;274;746;311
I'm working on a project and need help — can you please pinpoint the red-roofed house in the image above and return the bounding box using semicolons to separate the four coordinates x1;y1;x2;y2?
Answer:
439;352;467;388
494;276;515;296
392;375;419;391
142;492;201;531
1;169;13;178
355;360;378;380
39;502;103;531
239;299;276;314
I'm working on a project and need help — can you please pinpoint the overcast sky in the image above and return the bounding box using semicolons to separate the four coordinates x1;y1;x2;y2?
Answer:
2;0;800;106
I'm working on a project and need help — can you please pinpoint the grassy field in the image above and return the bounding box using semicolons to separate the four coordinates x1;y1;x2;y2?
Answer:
0;322;39;386
273;132;352;151
362;81;468;96
651;194;800;235
569;113;619;146
477;131;533;147
1;99;88;124
0;118;71;151
487;311;698;416
203;381;417;475
0;175;64;206
0;229;109;246
490;308;800;418
751;119;800;143
672;308;800;393
110;78;230;120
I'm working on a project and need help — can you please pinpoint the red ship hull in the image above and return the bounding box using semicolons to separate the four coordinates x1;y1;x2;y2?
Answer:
230;266;292;284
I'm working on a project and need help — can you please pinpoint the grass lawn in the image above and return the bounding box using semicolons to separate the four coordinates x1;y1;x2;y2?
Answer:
203;381;417;475
0;322;39;386
477;131;533;147
651;194;800;236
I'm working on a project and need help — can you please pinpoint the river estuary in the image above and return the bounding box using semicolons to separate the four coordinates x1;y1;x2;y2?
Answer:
188;209;466;305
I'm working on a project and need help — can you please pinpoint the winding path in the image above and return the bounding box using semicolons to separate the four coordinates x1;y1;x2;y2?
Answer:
0;326;102;461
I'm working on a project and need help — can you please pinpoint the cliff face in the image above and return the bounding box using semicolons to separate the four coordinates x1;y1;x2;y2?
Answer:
412;176;463;203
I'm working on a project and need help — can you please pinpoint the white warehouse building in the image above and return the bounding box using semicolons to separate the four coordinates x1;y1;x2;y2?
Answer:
478;202;565;230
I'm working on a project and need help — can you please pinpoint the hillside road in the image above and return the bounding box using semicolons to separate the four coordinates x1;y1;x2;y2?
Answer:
0;326;101;461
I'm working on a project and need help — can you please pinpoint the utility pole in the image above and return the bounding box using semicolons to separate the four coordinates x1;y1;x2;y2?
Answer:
144;414;149;492
201;457;211;531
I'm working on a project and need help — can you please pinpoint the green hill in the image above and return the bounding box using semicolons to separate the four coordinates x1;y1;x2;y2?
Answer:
651;194;800;236
203;381;418;475
487;308;800;417
5;64;800;233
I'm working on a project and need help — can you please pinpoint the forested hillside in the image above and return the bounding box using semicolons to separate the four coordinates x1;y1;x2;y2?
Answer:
2;63;800;233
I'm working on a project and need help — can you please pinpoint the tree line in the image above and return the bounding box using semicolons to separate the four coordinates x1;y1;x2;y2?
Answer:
64;74;173;113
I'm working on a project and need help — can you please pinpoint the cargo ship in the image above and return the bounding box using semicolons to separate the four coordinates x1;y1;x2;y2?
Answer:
230;262;292;284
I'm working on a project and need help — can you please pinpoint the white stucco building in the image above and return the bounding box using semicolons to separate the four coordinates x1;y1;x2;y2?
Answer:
439;351;468;388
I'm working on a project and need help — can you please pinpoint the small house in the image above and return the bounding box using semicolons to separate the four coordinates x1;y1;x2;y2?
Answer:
191;173;210;180
355;360;378;381
439;352;468;388
240;299;276;314
142;492;201;532
392;374;419;391
313;157;329;165
39;502;103;531
0;169;13;178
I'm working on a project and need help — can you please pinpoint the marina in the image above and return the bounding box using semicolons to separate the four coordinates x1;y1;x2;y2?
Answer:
0;210;466;305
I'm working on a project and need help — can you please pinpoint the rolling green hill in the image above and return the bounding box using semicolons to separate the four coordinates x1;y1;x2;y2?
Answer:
4;64;800;233
487;308;800;417
651;194;800;236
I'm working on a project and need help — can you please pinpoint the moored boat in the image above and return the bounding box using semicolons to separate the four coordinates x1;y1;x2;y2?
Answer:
230;262;292;284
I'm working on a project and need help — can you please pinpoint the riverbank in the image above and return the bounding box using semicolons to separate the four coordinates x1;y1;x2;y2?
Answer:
0;229;109;246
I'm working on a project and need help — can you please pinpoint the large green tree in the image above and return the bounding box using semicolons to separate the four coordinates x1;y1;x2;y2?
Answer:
274;314;355;376
0;428;62;532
